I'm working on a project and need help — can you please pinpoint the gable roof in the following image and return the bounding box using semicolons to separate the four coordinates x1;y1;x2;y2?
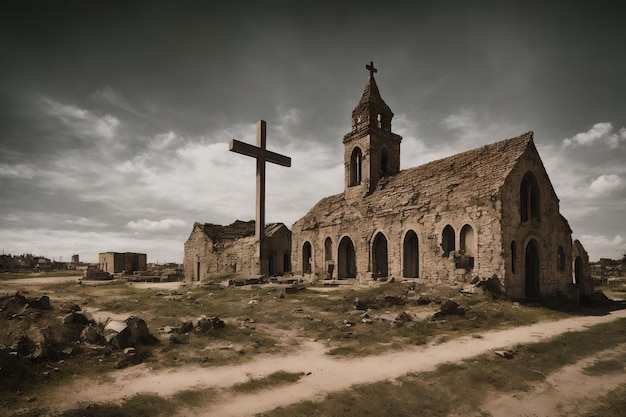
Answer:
295;131;535;229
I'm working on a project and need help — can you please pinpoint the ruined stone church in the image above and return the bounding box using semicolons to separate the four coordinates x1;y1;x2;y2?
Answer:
184;63;590;300
290;64;590;300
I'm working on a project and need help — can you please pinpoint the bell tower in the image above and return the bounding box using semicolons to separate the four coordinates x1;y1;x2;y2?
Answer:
343;62;402;201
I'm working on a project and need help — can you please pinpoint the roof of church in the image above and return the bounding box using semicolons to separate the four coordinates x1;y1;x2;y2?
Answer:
356;74;391;111
194;220;288;242
295;131;536;229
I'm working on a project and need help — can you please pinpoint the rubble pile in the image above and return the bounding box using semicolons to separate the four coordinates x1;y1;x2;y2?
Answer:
0;291;159;367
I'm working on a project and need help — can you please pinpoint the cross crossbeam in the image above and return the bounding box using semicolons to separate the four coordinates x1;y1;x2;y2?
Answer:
229;120;291;275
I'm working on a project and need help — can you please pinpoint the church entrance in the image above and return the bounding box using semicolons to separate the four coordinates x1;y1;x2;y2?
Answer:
302;242;312;274
338;236;356;279
403;230;419;278
372;232;388;278
574;256;584;285
283;252;290;273
525;240;540;298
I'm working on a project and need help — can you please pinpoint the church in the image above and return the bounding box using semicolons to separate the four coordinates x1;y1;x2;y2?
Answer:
290;63;591;300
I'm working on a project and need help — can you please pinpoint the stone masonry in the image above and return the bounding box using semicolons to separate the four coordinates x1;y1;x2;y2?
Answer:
290;63;591;300
183;220;291;282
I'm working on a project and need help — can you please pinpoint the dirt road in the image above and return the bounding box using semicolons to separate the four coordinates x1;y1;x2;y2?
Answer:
53;308;626;417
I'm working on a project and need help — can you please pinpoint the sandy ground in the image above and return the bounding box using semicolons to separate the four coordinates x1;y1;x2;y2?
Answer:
51;308;626;417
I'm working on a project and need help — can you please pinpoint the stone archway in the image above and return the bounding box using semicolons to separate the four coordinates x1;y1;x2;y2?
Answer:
338;236;356;279
525;240;540;298
403;230;419;278
302;241;312;274
574;256;584;285
372;232;388;278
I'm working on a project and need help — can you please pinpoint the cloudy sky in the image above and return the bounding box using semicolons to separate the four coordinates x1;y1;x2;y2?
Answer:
1;1;625;263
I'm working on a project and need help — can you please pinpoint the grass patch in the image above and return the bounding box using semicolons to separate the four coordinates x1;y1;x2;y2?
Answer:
231;371;305;393
60;393;176;417
170;387;217;408
583;358;625;376
579;384;626;417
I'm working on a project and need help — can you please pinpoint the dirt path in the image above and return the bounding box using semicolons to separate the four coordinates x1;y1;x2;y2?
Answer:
52;308;626;416
482;342;626;417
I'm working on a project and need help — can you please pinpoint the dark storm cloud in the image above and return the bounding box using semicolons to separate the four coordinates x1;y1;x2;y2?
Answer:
1;0;625;261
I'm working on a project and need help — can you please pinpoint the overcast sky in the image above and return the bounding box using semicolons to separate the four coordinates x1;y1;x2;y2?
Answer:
1;1;625;263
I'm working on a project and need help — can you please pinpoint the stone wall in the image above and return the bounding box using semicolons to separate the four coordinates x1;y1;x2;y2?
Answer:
183;222;291;282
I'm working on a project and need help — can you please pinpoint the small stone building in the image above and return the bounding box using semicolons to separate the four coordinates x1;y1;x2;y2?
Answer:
99;252;147;274
183;220;291;282
291;69;591;299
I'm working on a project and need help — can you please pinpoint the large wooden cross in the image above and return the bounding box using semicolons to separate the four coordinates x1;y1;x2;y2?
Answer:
229;120;291;275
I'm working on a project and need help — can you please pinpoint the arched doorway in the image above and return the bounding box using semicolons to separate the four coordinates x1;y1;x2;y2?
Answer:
338;236;356;279
525;240;540;298
324;237;333;264
302;242;312;274
574;256;584;285
403;230;419;278
372;232;388;278
283;252;290;273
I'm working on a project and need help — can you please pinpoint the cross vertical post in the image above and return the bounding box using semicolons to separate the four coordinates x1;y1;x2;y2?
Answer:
229;120;291;276
256;120;266;242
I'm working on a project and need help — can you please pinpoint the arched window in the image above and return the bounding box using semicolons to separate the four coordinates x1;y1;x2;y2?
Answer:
460;224;475;257
520;172;540;222
557;246;565;272
441;225;455;258
380;148;389;175
349;147;362;186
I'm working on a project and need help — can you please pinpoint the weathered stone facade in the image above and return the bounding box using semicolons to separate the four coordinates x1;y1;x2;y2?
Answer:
99;252;147;274
183;220;291;282
291;69;590;299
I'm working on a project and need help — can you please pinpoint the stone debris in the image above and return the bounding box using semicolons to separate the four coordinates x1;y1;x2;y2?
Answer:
13;291;52;310
433;299;466;319
393;311;413;327
494;349;516;359
196;316;225;332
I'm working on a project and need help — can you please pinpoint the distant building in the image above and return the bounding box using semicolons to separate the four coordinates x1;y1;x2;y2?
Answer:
99;252;147;274
0;254;14;272
71;254;80;264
